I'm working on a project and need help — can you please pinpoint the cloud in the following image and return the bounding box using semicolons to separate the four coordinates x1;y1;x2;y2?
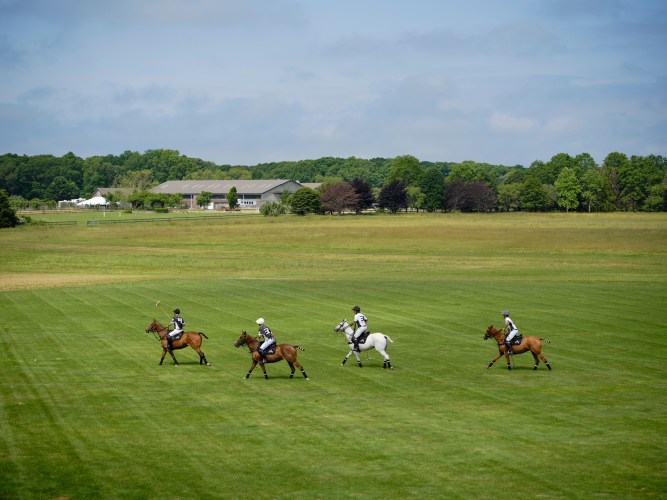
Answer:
488;112;538;133
0;0;306;28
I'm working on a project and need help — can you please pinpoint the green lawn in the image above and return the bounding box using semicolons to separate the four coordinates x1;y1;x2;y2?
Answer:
1;212;665;499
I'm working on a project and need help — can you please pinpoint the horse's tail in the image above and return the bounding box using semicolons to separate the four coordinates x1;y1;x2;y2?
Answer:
294;345;305;351
384;335;394;343
199;332;209;340
540;338;551;343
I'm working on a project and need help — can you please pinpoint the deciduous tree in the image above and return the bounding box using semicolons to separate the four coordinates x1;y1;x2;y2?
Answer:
290;188;321;215
320;183;359;214
0;189;19;228
520;177;548;211
420;168;445;212
378;180;408;213
349;178;375;213
555;167;581;212
196;191;213;208
227;186;239;209
386;155;423;187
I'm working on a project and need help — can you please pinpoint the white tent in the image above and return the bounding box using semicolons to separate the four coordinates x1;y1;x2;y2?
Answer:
77;196;109;207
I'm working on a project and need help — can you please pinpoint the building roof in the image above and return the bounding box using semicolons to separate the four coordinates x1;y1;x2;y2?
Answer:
93;187;134;196
152;179;300;195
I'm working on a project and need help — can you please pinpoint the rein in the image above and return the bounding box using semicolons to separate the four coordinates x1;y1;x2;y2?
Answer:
238;334;259;353
485;328;506;346
148;323;169;342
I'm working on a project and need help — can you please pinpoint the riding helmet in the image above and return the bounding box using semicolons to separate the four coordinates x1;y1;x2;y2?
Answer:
256;317;265;325
173;308;180;314
501;310;509;316
352;306;361;312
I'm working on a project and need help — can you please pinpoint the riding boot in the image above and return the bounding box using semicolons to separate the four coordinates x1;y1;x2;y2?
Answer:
505;341;513;355
167;337;173;351
353;340;360;352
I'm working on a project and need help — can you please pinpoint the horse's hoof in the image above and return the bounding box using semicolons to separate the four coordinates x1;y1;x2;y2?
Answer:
206;363;211;366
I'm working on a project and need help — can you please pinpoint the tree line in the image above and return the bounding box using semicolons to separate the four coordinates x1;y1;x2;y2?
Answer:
1;149;665;214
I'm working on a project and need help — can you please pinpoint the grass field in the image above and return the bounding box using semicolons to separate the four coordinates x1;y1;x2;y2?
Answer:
1;212;666;499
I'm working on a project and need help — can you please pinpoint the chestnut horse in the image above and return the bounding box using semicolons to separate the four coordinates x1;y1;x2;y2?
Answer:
145;319;211;366
234;331;309;380
484;325;552;371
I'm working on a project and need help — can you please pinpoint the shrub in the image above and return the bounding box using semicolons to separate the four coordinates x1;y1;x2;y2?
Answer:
260;201;287;216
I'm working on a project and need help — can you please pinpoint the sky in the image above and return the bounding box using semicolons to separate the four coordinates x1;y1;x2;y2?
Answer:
0;0;665;167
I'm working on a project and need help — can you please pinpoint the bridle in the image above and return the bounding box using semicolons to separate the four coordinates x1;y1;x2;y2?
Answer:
335;320;351;333
235;332;258;353
484;327;505;346
146;322;169;342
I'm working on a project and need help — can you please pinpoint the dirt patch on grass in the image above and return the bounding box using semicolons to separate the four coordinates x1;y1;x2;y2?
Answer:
0;273;154;291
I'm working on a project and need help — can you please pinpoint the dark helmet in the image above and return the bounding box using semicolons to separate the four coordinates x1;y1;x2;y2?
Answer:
352;306;361;312
173;308;180;314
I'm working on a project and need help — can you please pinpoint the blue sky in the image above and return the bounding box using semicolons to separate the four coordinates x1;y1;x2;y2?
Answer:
0;0;665;166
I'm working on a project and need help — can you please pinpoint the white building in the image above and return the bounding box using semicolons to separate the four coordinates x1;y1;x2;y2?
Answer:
152;179;306;209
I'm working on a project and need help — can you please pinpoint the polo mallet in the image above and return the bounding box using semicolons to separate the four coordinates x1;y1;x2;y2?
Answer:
155;300;172;320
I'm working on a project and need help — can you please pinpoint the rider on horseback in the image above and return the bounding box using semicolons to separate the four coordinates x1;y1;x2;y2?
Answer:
501;310;518;355
256;318;275;364
166;308;185;351
351;306;368;352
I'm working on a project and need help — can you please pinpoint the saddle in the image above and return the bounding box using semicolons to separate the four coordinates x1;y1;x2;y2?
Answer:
257;345;276;356
350;333;369;345
507;335;522;346
168;332;182;342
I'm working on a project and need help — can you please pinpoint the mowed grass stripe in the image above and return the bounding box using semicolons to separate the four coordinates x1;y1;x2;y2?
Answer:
1;213;665;498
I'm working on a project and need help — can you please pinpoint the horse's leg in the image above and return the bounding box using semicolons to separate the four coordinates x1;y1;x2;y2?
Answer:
186;336;210;367
287;361;295;379
199;349;210;366
342;349;360;367
169;348;179;366
254;352;270;380
195;347;210;366
376;347;392;370
487;349;503;369
354;349;362;367
245;360;258;379
160;347;167;365
530;351;539;370
291;360;309;379
538;353;552;370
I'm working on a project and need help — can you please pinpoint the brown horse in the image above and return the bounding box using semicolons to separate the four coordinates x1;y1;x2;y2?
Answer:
484;325;552;371
234;330;309;380
145;319;211;366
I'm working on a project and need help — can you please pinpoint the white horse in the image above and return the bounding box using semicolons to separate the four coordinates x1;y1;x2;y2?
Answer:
333;319;393;369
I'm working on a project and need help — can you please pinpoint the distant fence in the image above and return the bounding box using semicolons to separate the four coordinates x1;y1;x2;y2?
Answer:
41;221;78;226
86;216;229;226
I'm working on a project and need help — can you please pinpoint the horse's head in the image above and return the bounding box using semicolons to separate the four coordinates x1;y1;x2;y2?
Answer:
334;319;348;332
484;325;501;340
145;319;161;333
234;330;253;348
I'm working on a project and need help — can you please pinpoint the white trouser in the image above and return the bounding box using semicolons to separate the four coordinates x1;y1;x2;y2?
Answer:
353;326;367;339
260;339;275;351
168;328;182;338
506;329;518;343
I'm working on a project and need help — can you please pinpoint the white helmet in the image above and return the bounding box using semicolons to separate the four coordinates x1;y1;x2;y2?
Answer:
256;318;265;325
501;310;510;316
